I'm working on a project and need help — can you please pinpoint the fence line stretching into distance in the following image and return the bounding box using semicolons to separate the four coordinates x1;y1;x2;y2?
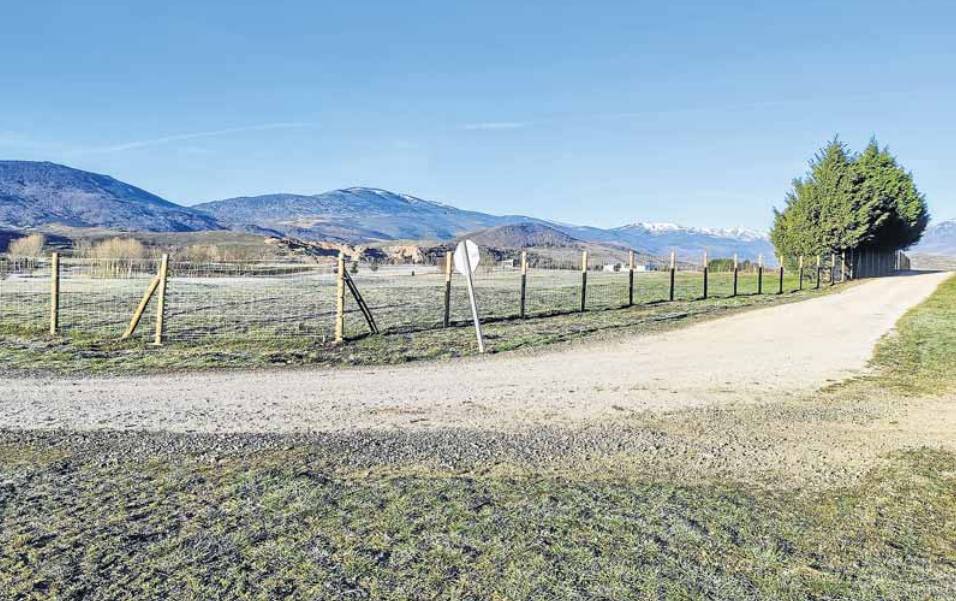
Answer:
0;248;910;346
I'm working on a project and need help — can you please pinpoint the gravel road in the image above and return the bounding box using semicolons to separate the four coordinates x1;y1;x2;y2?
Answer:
1;271;949;434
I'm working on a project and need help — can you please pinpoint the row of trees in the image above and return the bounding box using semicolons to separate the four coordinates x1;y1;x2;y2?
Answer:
771;138;928;258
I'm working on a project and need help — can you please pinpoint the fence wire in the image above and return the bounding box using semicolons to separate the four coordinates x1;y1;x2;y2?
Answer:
0;249;908;346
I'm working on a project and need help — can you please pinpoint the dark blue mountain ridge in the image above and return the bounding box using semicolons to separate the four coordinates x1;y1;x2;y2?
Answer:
0;160;221;232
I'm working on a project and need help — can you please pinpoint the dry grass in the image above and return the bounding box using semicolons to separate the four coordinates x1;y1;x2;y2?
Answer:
7;233;46;257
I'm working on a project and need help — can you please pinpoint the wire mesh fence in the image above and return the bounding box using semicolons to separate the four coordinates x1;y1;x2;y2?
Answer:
0;248;909;346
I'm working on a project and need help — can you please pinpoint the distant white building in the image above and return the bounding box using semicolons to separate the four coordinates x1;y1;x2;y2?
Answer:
602;262;650;272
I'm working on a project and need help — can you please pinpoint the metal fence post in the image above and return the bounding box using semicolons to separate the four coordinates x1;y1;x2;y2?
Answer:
702;251;709;300
153;253;169;346
757;254;764;294
49;252;60;335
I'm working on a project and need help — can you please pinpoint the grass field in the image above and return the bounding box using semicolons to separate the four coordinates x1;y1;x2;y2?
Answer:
0;260;822;374
1;275;954;599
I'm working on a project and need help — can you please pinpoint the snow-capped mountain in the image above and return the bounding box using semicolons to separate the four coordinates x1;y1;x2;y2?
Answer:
912;219;956;256
2;161;778;260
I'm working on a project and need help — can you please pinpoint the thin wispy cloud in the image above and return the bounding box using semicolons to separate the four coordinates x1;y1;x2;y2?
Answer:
82;122;319;154
460;121;529;131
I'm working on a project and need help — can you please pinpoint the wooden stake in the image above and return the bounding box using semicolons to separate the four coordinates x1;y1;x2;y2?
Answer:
668;251;676;302
49;252;60;335
122;275;160;339
334;251;345;343
732;253;739;297
519;250;528;318
777;256;784;294
153;253;169;346
627;250;635;306
443;251;453;327
580;250;588;312
798;256;804;291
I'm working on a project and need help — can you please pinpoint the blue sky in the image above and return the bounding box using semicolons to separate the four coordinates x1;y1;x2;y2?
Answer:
2;1;954;230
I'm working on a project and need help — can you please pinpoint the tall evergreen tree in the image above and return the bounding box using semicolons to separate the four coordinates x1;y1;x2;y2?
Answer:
771;137;929;258
770;138;860;257
851;139;929;250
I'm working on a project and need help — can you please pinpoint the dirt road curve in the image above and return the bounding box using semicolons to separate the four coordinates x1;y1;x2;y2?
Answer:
1;272;950;433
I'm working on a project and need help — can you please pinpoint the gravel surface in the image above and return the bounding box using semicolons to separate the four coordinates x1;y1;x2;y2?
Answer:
0;272;949;434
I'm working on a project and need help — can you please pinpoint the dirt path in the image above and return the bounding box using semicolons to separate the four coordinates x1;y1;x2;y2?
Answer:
1;272;949;434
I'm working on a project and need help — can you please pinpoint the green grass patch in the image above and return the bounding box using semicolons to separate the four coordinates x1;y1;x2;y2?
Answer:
1;443;953;599
870;274;956;394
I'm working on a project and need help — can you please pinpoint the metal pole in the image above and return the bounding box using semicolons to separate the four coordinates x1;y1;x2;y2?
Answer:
462;249;484;353
732;253;738;297
702;251;708;300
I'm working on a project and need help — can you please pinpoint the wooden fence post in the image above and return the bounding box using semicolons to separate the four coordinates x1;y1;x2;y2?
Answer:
798;256;804;291
815;255;821;289
122;274;161;339
580;250;588;312
334;251;346;343
49;252;60;335
732;253;739;297
627;250;635;306
519;250;528;318
443;251;453;327
668;251;676;301
830;253;836;286
702;251;709;300
757;254;764;294
153;253;169;346
777;256;784;294
841;251;847;282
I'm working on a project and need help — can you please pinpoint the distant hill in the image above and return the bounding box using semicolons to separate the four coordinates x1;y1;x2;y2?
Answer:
1;161;776;260
193;188;520;242
464;223;581;249
912;219;956;256
0;161;221;232
196;188;774;259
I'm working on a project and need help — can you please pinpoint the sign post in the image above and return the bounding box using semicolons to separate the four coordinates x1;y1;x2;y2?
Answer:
454;239;485;353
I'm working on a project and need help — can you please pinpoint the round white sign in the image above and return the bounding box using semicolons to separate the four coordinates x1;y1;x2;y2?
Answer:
453;239;481;275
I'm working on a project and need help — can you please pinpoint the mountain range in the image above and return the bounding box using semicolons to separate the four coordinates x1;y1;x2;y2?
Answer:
912;219;956;256
0;161;220;232
0;160;780;259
